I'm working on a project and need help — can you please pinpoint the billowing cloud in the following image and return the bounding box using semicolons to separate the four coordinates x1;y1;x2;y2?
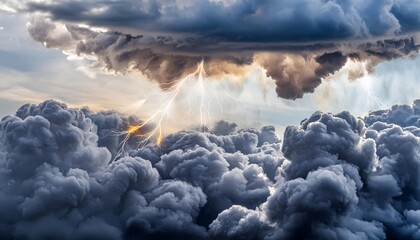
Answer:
0;99;419;239
2;0;420;99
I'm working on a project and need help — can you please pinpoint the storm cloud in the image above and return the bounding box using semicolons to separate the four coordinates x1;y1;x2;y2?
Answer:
0;99;418;239
3;0;420;99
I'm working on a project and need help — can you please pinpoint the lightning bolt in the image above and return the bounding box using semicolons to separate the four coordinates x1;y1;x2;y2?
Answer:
361;81;385;109
356;62;386;109
113;59;233;160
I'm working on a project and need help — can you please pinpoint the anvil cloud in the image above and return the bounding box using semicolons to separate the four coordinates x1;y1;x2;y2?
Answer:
3;0;420;99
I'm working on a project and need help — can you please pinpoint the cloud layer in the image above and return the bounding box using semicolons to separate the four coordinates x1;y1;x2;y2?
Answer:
3;0;420;99
0;99;419;239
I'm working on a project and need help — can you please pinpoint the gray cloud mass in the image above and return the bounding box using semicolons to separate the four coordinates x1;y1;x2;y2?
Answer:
0;99;419;239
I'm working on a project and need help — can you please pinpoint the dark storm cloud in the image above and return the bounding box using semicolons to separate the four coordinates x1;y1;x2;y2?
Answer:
208;100;420;240
255;51;349;99
364;99;420;128
0;100;280;239
19;0;420;42
212;120;238;136
0;99;419;239
4;0;420;99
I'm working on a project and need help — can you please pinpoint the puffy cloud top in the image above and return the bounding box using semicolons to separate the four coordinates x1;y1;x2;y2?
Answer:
0;99;419;239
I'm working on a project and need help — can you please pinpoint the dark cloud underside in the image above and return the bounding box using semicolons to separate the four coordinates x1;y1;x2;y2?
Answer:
4;0;420;99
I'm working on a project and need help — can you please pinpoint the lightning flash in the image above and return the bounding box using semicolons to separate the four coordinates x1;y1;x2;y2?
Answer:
114;60;233;159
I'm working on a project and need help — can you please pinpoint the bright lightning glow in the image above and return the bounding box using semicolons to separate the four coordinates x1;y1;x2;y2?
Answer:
358;75;386;109
113;60;234;160
353;60;386;109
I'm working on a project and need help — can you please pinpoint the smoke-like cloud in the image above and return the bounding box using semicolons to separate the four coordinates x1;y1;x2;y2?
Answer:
3;0;420;99
0;99;419;239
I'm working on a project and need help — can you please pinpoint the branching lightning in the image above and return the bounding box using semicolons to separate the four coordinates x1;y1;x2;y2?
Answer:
113;60;234;160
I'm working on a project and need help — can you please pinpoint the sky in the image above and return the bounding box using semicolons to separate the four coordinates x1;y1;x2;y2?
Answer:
0;6;419;134
0;1;420;240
